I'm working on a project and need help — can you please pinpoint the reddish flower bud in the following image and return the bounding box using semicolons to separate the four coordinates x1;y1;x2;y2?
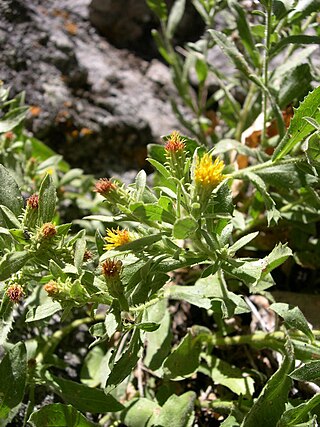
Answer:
101;259;123;279
6;284;24;303
44;280;59;296
40;223;57;239
27;194;39;209
94;178;116;197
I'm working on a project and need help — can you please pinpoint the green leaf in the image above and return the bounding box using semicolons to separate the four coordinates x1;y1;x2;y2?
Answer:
0;296;14;345
146;0;168;20
271;35;320;56
47;374;123;413
116;233;163;252
105;329;143;392
241;342;294;427
0;166;23;216
278;394;320;427
290;361;320;382
229;232;259;255
28;403;96;427
0;205;21;229
166;0;186;39
288;0;320;23
74;230;86;271
201;355;255;397
149;391;196;427
80;346;105;388
163;331;202;380
134;170;147;201
0;342;27;419
131;203;175;224
173;217;198;239
278;63;312;108
136;322;160;332
38;174;56;224
121;398;160;427
270;303;314;342
144;300;173;371
25;300;62;322
0;106;28;133
208;30;257;82
151;29;173;64
273;87;320;161
230;1;260;67
0;250;29;281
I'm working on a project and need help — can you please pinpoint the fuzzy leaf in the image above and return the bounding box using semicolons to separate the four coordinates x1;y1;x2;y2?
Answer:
28;403;96;427
105;329;143;393
173;217;198;239
278;393;320;427
290;360;320;382
38;174;56;224
270;303;314;342
0;342;27;419
0;166;23;216
241;342;294;427
0;250;29;281
47;374;123;413
163;331;202;380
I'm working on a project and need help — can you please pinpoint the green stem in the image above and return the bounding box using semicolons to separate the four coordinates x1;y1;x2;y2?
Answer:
36;315;104;364
261;1;273;146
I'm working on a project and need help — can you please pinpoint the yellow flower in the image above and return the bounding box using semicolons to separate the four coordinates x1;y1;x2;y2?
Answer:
194;153;225;189
104;228;132;250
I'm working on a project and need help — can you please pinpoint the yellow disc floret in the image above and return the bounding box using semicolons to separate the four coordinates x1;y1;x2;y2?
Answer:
194;153;225;189
104;227;132;250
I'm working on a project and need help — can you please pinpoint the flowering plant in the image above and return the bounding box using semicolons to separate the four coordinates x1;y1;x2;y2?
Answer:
0;0;320;424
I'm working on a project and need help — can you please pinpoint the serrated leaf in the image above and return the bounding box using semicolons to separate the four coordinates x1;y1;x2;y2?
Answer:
28;403;96;427
0;342;27;419
273;87;320;161
38;174;56;224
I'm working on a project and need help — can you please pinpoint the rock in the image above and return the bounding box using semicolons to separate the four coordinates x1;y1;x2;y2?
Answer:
0;0;187;175
89;0;205;59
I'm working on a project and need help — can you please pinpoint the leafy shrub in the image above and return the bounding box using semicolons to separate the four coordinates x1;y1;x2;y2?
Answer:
0;0;320;426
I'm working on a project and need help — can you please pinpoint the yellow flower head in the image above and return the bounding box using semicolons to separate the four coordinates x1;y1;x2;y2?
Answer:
104;227;132;250
194;153;225;189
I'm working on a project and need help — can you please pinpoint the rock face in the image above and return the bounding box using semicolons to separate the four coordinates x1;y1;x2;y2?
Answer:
89;0;204;59
0;0;187;175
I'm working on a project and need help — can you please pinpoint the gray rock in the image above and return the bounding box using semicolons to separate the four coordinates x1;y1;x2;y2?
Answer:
0;0;186;175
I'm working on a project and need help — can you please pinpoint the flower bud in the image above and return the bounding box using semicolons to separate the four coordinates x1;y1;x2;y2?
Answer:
6;284;24;303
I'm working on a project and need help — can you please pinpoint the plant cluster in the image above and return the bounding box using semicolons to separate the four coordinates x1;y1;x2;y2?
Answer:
0;0;320;426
